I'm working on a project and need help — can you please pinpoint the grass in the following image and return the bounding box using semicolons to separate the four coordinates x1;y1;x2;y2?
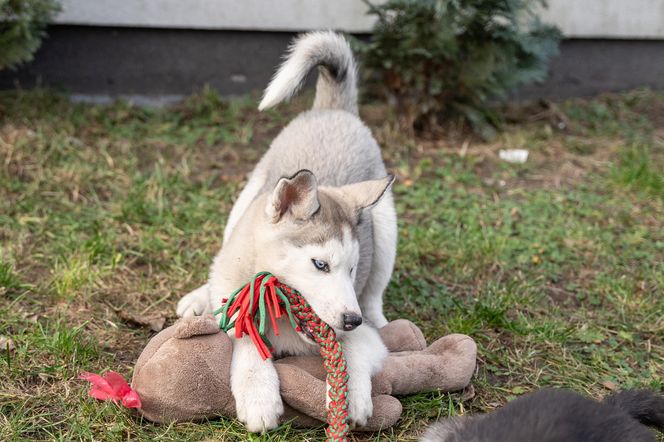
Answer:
1;86;663;441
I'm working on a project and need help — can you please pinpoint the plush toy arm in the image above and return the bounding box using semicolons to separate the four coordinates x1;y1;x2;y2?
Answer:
379;319;427;352
374;334;477;396
276;363;326;421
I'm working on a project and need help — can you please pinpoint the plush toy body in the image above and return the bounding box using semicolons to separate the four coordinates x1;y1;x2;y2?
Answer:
132;316;476;431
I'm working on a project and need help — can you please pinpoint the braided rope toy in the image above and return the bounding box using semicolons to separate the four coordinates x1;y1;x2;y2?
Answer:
214;272;350;441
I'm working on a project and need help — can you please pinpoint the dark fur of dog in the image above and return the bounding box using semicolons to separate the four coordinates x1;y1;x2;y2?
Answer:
422;389;664;442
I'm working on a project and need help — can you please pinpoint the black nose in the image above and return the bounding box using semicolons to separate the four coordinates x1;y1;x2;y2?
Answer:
342;313;363;331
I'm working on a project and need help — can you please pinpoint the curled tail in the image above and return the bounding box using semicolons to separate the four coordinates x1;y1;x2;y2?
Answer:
604;390;664;430
258;31;358;115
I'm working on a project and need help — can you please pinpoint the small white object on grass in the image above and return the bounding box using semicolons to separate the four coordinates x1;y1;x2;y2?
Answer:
499;149;529;164
0;335;15;351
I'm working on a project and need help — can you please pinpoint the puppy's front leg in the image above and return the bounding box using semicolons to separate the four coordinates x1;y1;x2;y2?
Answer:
230;335;284;432
176;283;212;317
341;325;388;426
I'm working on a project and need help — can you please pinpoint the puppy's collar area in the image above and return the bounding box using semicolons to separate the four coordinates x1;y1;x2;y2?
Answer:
215;272;351;440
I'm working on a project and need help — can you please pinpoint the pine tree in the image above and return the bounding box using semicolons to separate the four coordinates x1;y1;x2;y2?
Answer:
0;0;60;70
356;0;561;138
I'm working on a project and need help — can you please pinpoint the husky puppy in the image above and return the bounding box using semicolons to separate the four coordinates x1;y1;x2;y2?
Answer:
421;389;664;442
176;32;396;432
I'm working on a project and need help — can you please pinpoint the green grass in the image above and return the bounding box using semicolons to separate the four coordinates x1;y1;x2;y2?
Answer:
1;87;663;441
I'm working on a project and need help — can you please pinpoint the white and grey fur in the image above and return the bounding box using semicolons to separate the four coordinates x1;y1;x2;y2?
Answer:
421;389;664;442
176;31;397;432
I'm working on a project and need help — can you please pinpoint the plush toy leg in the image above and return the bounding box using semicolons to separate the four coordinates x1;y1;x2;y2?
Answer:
276;362;402;431
372;334;477;396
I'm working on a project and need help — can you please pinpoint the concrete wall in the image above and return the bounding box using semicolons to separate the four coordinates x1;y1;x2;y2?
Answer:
1;26;663;100
55;0;664;38
2;2;662;99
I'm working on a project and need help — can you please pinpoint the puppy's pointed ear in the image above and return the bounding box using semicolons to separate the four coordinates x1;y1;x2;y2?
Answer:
337;174;395;211
266;169;320;223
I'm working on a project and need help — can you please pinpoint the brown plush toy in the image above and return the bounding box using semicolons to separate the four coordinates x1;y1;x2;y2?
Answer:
131;315;476;431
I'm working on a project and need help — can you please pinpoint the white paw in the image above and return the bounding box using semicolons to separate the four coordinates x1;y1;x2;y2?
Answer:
364;309;388;328
347;386;373;427
235;385;284;432
176;284;211;317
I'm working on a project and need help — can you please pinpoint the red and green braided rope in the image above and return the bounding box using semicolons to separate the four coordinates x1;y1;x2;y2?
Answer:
214;272;350;441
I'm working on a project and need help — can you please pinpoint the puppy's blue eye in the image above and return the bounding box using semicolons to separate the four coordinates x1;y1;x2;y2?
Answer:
311;259;330;272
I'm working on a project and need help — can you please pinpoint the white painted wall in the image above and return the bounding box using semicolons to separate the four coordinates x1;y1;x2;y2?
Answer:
538;0;664;39
55;0;664;39
54;0;375;32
